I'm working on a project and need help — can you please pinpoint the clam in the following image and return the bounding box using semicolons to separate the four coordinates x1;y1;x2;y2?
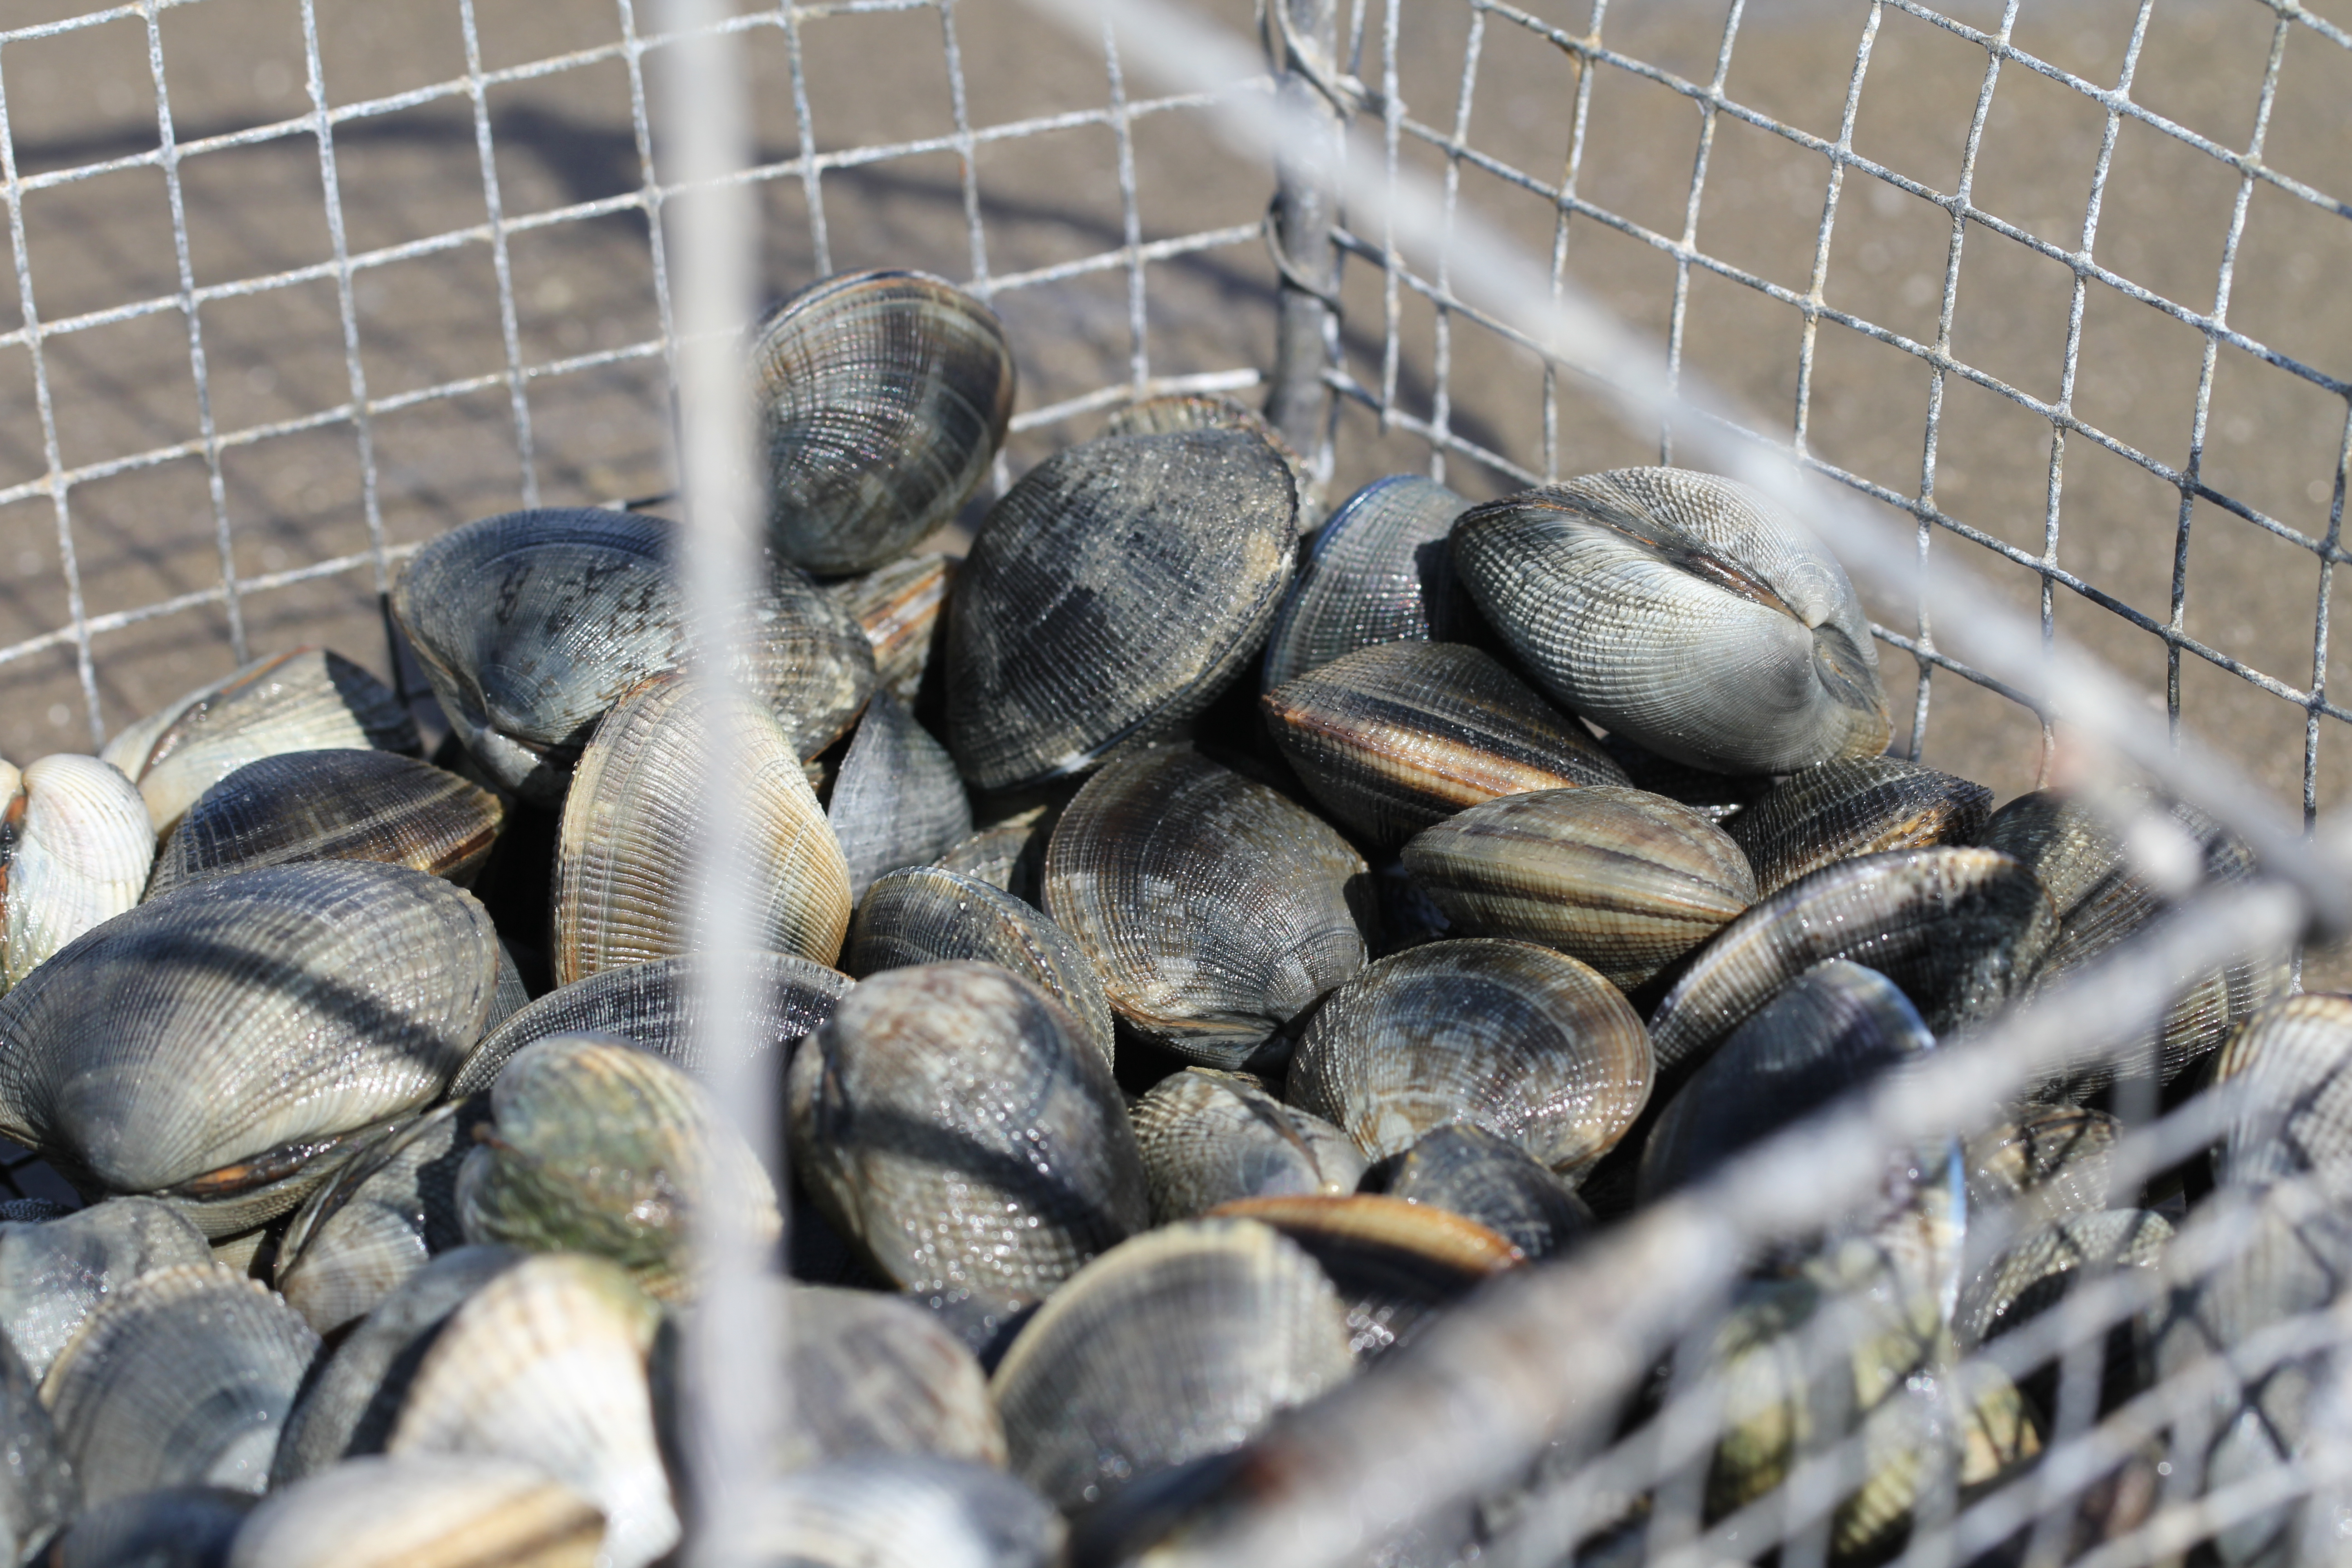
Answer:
0;861;498;1235
0;1332;72;1564
1042;748;1372;1068
101;647;420;835
755;269;1014;575
1401;786;1756;993
487;938;531;1034
844;864;1113;1067
42;1262;318;1504
827;552;954;707
1451;468;1889;774
1958;1208;2171;1353
827;691;972;903
989;1217;1354;1510
147;750;503;899
0;754;154;994
1593;727;1770;823
1286;938;1651;1176
1366;1122;1591;1260
44;1485;254;1568
1726;755;1991;897
1130;1068;1367;1223
0;1196;212;1379
2211;994;2352;1195
1102;392;1315;529
1261;642;1629;847
786;962;1147;1346
230;1455;601;1568
1964;1102;2120;1234
945;430;1297;792
751;1457;1064;1568
552;672;851;985
782;1284;1006;1471
1259;473;1474;692
272;1100;487;1336
933;804;1056;907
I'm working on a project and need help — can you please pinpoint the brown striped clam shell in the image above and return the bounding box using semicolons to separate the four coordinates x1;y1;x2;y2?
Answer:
1367;1122;1591;1261
826;551;954;707
1727;754;1991;896
230;1454;604;1568
1260;473;1475;693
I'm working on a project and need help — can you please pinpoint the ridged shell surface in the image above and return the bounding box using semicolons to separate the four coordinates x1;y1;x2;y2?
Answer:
827;691;972;903
756;270;1014;575
2213;995;2352;1195
552;673;851;984
1401;786;1756;992
1958;1208;2171;1350
933;805;1055;907
45;1484;254;1568
990;1218;1353;1510
1102;392;1313;529
1964;1102;2120;1233
1727;755;1992;896
0;1196;211;1380
230;1454;603;1568
1130;1068;1367;1223
1373;1122;1591;1260
1263;642;1629;847
1260;474;1475;692
1452;468;1889;774
750;1457;1064;1568
102;647;421;835
1043;748;1371;1067
1287;939;1651;1173
784;1284;1006;1471
0;1319;73;1562
788;962;1147;1340
273;1100;485;1335
0;754;154;992
945;431;1297;791
827;552;952;706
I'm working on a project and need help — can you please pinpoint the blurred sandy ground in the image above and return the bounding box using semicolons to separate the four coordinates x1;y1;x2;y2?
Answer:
0;0;2346;959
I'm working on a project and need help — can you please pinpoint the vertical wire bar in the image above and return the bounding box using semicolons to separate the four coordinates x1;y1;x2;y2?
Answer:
1266;0;1343;467
1791;4;1882;464
456;0;542;509
2302;405;2352;991
1424;1;1485;486
1102;10;1149;395
936;0;991;294
1539;0;1605;484
783;3;831;276
1656;0;1745;467
615;0;680;416
1377;0;1399;431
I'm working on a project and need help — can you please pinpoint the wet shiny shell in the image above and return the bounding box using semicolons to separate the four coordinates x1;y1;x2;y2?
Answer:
750;1457;1064;1568
1401;785;1756;993
1727;755;1992;896
0;754;155;994
1452;468;1890;775
1964;1102;2120;1233
1104;392;1316;529
273;1101;486;1336
827;691;972;904
932;804;1056;907
1958;1208;2171;1350
755;270;1014;576
102;647;421;835
1043;748;1371;1068
1370;1122;1591;1261
2212;994;2352;1194
1130;1068;1368;1223
0;1321;73;1562
0;1196;212;1380
827;552;953;707
148;750;503;899
1260;473;1475;692
552;673;851;984
44;1484;254;1568
1262;642;1630;847
230;1454;602;1568
1287;938;1650;1174
945;430;1297;792
784;1284;1006;1471
989;1218;1354;1510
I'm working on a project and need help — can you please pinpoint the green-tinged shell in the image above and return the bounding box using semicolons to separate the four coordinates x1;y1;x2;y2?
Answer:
1401;786;1756;993
1964;1102;2120;1233
0;1331;72;1564
787;963;1147;1345
1726;755;1991;896
1131;1068;1367;1224
1369;1122;1591;1261
42;1263;318;1504
273;1101;486;1336
230;1455;602;1568
783;1284;1005;1471
1260;474;1474;692
0;1196;211;1379
945;431;1297;792
1287;939;1651;1176
456;1037;776;1303
1262;642;1629;848
0;754;153;994
1958;1208;2171;1350
385;1253;671;1568
1103;392;1314;531
1645;847;2057;1081
826;553;954;708
2212;994;2352;1196
552;673;851;985
101;648;420;836
933;805;1056;908
149;751;503;899
990;1218;1354;1510
1452;469;1890;775
44;1485;253;1568
844;864;1113;1068
750;1458;1064;1568
756;270;1014;576
827;692;971;904
1043;748;1372;1068
0;861;498;1235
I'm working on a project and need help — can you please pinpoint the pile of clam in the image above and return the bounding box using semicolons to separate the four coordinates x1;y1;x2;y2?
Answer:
0;265;2337;1568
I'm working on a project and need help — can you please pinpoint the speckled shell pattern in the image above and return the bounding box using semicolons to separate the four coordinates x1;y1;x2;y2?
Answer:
1375;1123;1591;1261
1262;642;1630;847
230;1454;604;1568
784;1284;1006;1471
786;963;1149;1334
552;673;852;984
1401;785;1756;993
1956;1208;2171;1350
2212;994;2352;1195
988;1218;1354;1511
752;1457;1064;1568
755;270;1014;577
1102;392;1315;529
148;750;504;899
1450;468;1890;775
1130;1068;1367;1223
827;552;953;706
1644;846;2057;1080
1727;755;1992;897
0;1197;212;1382
1260;473;1475;692
1286;938;1651;1176
1963;1102;2120;1233
0;753;154;993
1042;748;1372;1068
944;430;1297;792
272;1100;485;1336
827;691;973;904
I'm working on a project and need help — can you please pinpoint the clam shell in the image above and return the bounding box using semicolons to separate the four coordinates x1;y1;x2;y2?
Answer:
756;270;1014;576
0;755;154;993
101;647;420;835
1287;938;1651;1175
552;673;851;984
750;1457;1063;1568
844;864;1113;1068
1593;728;1769;823
0;1196;212;1379
1401;785;1756;992
1451;468;1889;774
2213;995;2352;1195
826;552;953;707
945;430;1297;792
1726;755;1992;896
932;804;1056;907
44;1484;254;1568
273;1100;486;1336
1130;1068;1367;1223
1259;473;1474;692
230;1455;601;1568
784;1284;1006;1471
0;1330;72;1561
1644;846;2057;1081
1368;1122;1591;1261
1964;1102;2120;1233
1958;1208;2171;1351
989;1217;1353;1510
786;962;1147;1343
42;1263;318;1504
1042;748;1371;1068
1102;392;1315;530
1262;642;1629;847
827;691;972;904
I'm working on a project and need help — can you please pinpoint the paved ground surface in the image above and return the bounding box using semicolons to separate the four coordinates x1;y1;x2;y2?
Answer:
1;0;2347;965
